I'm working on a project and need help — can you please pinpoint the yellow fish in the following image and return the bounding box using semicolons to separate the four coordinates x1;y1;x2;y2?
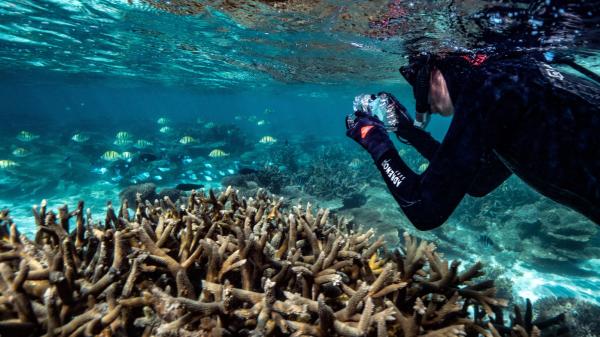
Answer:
259;136;277;144
159;126;172;134
0;160;18;169
418;162;429;173
208;149;229;158
16;131;39;142
157;117;170;125
11;148;29;157
121;151;133;160
101;151;121;162
113;138;132;147
179;136;196;145
116;131;132;140
71;133;90;143
134;139;153;149
369;253;386;274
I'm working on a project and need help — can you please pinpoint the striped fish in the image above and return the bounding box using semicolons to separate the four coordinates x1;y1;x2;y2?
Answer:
11;148;29;157
0;160;18;169
16;131;39;142
114;138;132;147
157;117;170;125
259;136;277;144
134;139;153;149
71;133;90;143
208;149;229;158
101;151;121;162
179;136;196;145
116;131;132;140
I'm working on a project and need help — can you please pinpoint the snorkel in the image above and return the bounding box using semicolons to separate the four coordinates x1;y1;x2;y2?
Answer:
399;54;434;129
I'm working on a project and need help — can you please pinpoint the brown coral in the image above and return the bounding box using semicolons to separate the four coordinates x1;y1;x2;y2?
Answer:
0;187;553;336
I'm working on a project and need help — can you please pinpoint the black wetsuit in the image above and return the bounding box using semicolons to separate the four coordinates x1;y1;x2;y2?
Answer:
377;56;600;229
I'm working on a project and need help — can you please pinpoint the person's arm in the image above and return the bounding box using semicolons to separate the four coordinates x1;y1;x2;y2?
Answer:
346;109;485;230
397;126;511;198
467;153;512;197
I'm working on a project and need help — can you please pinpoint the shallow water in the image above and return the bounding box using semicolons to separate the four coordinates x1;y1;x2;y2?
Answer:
1;0;599;320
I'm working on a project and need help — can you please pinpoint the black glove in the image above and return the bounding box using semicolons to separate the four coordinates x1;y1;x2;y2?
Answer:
345;111;395;161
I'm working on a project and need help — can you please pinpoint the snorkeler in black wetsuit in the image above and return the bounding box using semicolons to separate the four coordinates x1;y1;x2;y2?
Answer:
346;53;600;230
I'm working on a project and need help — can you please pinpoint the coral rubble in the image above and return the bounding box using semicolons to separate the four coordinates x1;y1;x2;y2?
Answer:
0;187;562;336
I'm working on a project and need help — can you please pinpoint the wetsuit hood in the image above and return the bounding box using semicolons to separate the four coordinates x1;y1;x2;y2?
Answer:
400;53;483;112
434;55;478;105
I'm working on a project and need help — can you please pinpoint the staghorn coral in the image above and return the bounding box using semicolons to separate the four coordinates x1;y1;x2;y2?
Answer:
0;187;563;336
479;265;515;306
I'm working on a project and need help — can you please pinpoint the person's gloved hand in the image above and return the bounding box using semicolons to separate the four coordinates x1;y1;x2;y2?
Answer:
376;92;413;132
346;111;395;161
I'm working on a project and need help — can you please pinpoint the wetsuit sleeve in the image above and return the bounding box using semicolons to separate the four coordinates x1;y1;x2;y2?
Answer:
396;127;439;159
397;126;512;197
375;111;485;230
467;155;512;197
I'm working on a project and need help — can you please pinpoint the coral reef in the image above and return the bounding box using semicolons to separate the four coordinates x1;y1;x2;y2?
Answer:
294;145;375;201
156;188;183;204
340;192;368;210
477;266;515;306
534;297;600;337
503;200;600;263
255;165;290;194
221;173;252;190
119;182;159;207
119;183;185;209
0;187;563;336
222;166;291;196
270;142;301;174
203;124;252;156
488;298;567;337
454;176;540;229
430;175;599;275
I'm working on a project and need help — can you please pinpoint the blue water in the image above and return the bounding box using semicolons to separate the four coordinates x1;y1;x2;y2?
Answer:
1;0;599;317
